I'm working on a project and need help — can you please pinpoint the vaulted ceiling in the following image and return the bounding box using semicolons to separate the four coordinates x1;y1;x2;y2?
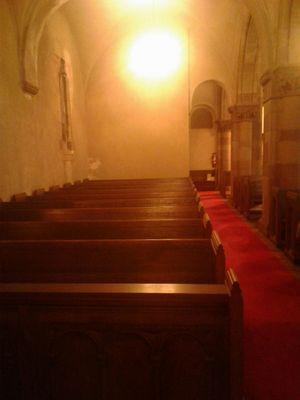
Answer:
12;0;283;101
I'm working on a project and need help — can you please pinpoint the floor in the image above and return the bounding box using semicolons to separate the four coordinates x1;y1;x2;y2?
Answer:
200;192;300;400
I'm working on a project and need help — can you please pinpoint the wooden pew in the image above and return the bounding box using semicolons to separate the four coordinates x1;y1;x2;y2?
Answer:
190;170;216;191
220;171;231;198
55;185;196;194
79;177;192;185
242;176;262;219
0;269;243;400
1;197;198;209
285;190;300;263
203;212;213;238
232;176;242;209
233;176;262;218
76;178;195;191
0;218;209;240
39;191;199;201
0;234;225;284
0;205;202;221
268;187;288;247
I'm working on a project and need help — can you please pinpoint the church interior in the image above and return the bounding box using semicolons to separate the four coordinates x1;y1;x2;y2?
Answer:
0;0;300;399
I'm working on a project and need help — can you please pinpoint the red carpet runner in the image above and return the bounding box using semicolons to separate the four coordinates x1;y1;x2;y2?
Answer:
200;192;300;400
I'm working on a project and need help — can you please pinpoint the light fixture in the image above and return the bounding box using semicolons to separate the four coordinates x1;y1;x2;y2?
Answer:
127;28;183;81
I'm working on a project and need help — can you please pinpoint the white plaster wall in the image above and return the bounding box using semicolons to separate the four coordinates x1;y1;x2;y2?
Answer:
86;40;189;180
189;128;216;170
0;4;88;200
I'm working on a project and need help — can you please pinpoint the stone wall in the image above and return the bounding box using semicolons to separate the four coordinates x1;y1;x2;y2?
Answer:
0;3;88;200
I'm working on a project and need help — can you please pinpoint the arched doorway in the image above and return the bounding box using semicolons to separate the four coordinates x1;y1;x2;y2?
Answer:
189;80;230;191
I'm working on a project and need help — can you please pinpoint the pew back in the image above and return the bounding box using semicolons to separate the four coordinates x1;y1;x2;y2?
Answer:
0;270;243;400
0;236;225;283
0;219;207;240
0;205;201;221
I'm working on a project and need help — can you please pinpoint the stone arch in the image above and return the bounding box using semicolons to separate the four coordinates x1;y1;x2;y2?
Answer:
190;106;214;130
191;80;229;121
276;0;292;65
242;0;273;70
237;16;261;104
20;0;69;94
20;0;274;95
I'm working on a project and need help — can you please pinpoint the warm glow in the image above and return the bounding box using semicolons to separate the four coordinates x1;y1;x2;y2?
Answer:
128;29;183;81
125;0;169;8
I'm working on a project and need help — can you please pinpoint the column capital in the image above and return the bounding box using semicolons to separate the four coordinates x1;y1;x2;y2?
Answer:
260;66;300;102
215;119;232;132
228;105;260;123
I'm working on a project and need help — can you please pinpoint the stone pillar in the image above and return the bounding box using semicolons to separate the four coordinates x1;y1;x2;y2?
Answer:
216;120;231;191
62;150;74;184
229;105;260;195
260;66;300;232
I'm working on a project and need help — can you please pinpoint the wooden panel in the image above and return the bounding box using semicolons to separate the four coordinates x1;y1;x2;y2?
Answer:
0;206;201;222
0;237;224;283
0;271;243;400
0;197;198;209
269;187;288;247
40;191;198;201
285;190;300;263
190;170;216;191
0;219;205;240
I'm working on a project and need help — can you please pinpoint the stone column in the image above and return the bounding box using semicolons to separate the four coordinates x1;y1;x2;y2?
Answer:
260;66;300;232
229;105;260;196
62;150;74;184
216;120;231;192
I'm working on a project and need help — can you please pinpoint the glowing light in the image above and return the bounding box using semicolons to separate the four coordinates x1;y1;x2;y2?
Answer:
125;0;169;8
127;0;153;6
128;29;183;81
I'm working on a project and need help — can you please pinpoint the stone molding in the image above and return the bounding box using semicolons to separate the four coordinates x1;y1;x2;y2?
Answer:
215;120;232;132
261;66;300;102
19;0;69;95
61;149;74;162
228;105;260;123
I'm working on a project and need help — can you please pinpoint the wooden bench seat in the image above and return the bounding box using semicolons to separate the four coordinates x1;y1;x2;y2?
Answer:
0;234;225;283
2;197;198;208
190;170;216;191
0;205;202;221
285;190;300;263
269;187;288;247
220;171;231;198
242;176;262;219
39;191;199;201
0;218;209;240
0;269;243;400
79;177;192;185
233;176;262;218
56;186;196;194
75;179;194;191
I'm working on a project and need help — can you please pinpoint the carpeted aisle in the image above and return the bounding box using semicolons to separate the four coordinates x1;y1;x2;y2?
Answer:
200;191;300;400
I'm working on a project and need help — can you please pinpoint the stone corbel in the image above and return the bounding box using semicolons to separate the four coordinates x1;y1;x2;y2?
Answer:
261;66;300;103
228;105;260;123
20;0;69;95
215;120;232;133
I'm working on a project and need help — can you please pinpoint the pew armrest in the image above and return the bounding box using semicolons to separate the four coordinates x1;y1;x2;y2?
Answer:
226;269;244;400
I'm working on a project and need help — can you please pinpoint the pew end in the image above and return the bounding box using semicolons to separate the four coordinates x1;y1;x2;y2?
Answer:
11;192;28;202
226;268;244;400
211;230;226;282
203;212;213;238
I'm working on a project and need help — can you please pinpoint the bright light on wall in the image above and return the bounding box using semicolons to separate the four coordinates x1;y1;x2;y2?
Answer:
126;0;153;6
125;0;169;8
127;29;183;81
